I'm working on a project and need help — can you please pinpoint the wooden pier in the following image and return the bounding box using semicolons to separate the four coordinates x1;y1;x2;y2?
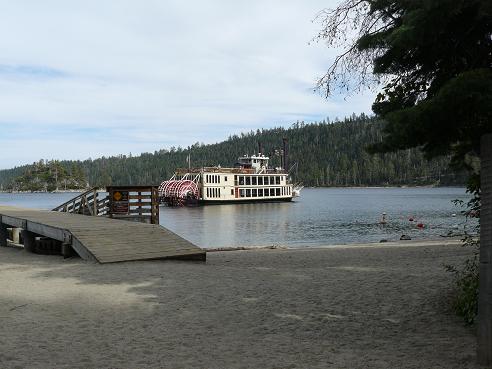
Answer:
0;206;205;263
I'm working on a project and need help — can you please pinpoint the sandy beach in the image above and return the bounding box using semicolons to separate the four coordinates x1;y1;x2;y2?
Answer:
0;241;483;369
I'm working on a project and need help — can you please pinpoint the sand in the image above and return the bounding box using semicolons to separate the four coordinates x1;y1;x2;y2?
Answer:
0;242;484;369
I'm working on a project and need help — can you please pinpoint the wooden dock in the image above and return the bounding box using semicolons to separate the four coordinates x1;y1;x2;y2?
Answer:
0;206;205;263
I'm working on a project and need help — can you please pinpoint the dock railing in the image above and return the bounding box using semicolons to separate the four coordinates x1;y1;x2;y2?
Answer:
52;188;108;216
52;186;159;224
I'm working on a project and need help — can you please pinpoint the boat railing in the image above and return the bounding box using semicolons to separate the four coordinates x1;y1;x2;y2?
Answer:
175;168;287;175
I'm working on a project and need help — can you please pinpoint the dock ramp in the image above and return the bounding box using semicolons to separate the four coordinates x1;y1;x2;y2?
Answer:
0;206;205;263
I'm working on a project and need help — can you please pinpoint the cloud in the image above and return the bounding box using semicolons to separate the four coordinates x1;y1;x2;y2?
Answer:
0;0;375;169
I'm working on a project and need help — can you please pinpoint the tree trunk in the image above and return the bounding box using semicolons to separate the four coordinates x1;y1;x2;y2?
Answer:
478;133;492;364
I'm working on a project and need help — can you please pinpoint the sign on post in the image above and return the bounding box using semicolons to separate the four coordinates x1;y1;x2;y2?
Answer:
111;190;129;215
106;186;159;224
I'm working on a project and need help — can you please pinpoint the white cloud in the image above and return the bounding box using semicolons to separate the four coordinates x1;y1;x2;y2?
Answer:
0;0;375;169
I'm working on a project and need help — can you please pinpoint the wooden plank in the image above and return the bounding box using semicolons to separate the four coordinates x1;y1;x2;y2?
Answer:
26;221;71;243
1;215;27;228
86;244;197;255
97;251;205;263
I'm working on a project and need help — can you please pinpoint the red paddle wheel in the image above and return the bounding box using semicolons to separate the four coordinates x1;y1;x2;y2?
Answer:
158;174;200;206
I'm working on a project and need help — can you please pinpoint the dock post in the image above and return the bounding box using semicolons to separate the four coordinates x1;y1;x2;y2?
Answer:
21;230;36;253
61;243;73;258
0;221;7;247
12;228;21;244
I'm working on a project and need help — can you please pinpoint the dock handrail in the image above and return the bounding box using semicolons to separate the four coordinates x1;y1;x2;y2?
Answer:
52;188;107;216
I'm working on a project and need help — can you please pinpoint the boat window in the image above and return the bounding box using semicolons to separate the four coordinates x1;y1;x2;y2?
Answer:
246;189;251;197
258;177;263;185
270;188;275;196
240;189;245;197
264;176;269;184
271;177;276;185
206;188;209;197
276;176;280;185
219;188;221;197
252;189;257;197
239;176;244;185
252;177;257;185
276;188;280;196
217;175;220;183
224;176;227;182
258;189;263;197
246;177;251;185
231;189;234;195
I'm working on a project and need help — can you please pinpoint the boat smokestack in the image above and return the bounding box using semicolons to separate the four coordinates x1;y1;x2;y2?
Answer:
282;138;288;172
258;142;262;155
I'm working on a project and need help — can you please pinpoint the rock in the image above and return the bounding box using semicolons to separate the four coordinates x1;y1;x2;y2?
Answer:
400;235;411;241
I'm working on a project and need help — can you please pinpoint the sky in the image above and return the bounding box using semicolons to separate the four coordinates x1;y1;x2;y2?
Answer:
0;1;375;169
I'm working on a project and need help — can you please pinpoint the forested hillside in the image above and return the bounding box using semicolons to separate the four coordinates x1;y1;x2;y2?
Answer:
5;160;87;192
0;114;464;190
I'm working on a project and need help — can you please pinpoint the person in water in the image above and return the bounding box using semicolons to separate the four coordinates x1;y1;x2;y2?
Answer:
380;212;387;224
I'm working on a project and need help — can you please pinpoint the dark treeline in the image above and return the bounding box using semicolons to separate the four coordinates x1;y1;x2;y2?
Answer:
0;114;464;190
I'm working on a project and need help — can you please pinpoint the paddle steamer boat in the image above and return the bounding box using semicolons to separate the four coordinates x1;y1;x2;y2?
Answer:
158;146;302;206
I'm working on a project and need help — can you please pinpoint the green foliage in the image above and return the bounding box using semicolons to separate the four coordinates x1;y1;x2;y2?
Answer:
445;234;480;325
446;187;481;325
316;0;492;167
0;115;464;189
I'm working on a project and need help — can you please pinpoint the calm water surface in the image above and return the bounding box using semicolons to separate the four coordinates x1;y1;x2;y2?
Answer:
0;187;472;248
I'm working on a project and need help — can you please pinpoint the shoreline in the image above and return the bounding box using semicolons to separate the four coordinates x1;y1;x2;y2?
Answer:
206;237;464;252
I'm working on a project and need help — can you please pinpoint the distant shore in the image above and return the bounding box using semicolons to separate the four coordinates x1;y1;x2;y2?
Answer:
0;185;466;194
0;188;101;194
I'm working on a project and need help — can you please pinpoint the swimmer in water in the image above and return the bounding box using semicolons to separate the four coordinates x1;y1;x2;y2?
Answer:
380;212;387;224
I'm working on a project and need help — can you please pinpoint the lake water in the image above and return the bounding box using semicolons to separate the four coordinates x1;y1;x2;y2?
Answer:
0;187;474;248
